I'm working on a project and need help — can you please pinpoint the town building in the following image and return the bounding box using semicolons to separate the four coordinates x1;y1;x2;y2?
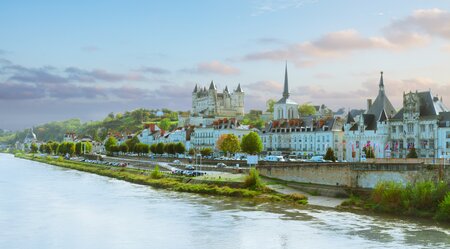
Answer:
389;91;448;158
261;65;344;159
344;72;396;161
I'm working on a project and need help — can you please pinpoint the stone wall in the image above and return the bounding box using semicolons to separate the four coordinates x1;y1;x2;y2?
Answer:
257;162;449;189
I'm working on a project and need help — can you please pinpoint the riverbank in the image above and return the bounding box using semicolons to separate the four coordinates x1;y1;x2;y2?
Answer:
15;154;308;205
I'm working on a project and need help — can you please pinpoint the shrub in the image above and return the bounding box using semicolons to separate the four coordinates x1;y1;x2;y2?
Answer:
435;192;450;222
244;168;264;190
371;181;406;213
150;165;163;179
287;193;308;205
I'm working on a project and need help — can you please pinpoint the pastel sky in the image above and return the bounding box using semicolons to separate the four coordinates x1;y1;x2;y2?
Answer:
1;0;450;130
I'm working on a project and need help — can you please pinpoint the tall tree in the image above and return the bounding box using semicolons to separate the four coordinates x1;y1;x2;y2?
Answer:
104;136;118;153
241;132;263;155
175;142;186;154
324;147;336;162
156;142;165;154
218;134;240;155
266;99;276;113
298;103;316;116
30;143;38;153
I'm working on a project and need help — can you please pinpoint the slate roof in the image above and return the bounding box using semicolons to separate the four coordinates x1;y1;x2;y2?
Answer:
392;91;449;120
366;72;396;120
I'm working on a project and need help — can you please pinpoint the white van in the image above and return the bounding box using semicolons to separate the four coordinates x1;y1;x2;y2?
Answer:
265;155;285;162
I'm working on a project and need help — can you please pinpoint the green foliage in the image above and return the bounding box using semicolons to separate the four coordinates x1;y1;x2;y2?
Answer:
240;132;263;155
120;144;129;153
244;168;265;190
104;136;118;153
298;103;316;116
175;142;186;154
150;144;157;154
75;142;92;155
200;148;213;157
188;148;195;155
406;148;418;158
156;142;165;154
324;147;336;162
266;99;275;113
435;192;450;222
363;146;375;158
371;181;449;217
150;165;163;179
30;143;38;153
125;136;140;153
217;134;240;154
159;118;171;131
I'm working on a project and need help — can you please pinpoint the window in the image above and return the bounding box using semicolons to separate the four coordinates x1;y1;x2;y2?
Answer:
429;124;434;132
420;125;425;132
447;141;450;149
407;124;414;133
446;131;450;139
392;126;396;133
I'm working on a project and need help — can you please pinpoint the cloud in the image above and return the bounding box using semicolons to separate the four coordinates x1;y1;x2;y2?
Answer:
255;37;285;45
136;66;170;75
182;61;240;75
384;9;450;42
245;80;283;92
243;9;450;67
65;67;147;82
0;83;46;100
110;86;150;99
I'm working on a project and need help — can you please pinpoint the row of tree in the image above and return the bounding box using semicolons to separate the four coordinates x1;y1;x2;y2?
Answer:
33;141;92;156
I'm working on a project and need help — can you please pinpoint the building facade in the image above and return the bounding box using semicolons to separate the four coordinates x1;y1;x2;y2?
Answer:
191;81;244;117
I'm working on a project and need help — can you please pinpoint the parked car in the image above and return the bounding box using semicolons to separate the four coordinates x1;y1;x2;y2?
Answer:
172;160;182;165
185;164;194;170
216;163;226;168
191;171;206;177
264;155;285;162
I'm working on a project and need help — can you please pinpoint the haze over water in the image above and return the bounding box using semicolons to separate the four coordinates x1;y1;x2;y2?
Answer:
0;154;449;249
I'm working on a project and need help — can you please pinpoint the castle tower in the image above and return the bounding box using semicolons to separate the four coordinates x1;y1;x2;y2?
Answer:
233;83;244;115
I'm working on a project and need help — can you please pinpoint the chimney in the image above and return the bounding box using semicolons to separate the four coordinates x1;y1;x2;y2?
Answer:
367;99;373;111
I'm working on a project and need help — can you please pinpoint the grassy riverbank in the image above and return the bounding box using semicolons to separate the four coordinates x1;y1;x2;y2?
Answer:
15;154;308;205
341;181;450;223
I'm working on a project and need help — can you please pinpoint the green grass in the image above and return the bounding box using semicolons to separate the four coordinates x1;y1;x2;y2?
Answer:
17;154;305;203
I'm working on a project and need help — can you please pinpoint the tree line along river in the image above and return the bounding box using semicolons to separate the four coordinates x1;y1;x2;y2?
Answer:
0;153;449;249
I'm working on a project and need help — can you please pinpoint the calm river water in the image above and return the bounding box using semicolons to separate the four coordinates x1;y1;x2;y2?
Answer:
0;154;449;249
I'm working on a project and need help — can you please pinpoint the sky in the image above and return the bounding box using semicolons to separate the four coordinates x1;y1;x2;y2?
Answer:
1;0;450;130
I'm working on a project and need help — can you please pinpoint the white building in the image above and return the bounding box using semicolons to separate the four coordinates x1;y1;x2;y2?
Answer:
261;65;344;159
190;118;255;152
438;112;450;158
344;72;396;161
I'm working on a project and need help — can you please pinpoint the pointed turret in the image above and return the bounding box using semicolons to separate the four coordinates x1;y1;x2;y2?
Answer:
193;84;198;93
379;109;388;122
209;81;216;90
224;86;229;93
235;83;243;92
283;62;289;98
379;71;384;92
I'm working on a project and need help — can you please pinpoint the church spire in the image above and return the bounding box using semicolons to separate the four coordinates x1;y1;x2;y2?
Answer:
379;71;384;92
283;62;289;98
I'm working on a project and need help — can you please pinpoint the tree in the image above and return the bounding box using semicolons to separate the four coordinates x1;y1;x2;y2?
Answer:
104;136;118;154
363;146;375;158
175;142;186;154
298;103;316;116
110;145;120;155
188;148;195;156
166;143;176;155
150;144;157;154
217;134;240;155
39;144;47;153
241;132;263;155
125;136;140;153
266;99;276;113
407;147;418;158
51;142;59;155
120;144;129;154
200;148;213;157
75;142;82;155
159;118;171;131
141;144;150;154
30;143;38;153
156;142;165;154
324;147;336;162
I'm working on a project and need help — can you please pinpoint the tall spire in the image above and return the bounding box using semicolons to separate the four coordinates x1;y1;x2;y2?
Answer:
193;84;198;93
235;83;243;92
379;71;384;92
209;80;216;90
283;62;289;98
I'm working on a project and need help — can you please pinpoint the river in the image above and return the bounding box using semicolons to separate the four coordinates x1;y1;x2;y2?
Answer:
0;153;449;249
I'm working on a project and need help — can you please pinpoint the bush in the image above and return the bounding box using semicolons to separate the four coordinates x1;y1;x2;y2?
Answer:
244;168;264;190
435;192;450;222
371;181;406;213
150;165;163;179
